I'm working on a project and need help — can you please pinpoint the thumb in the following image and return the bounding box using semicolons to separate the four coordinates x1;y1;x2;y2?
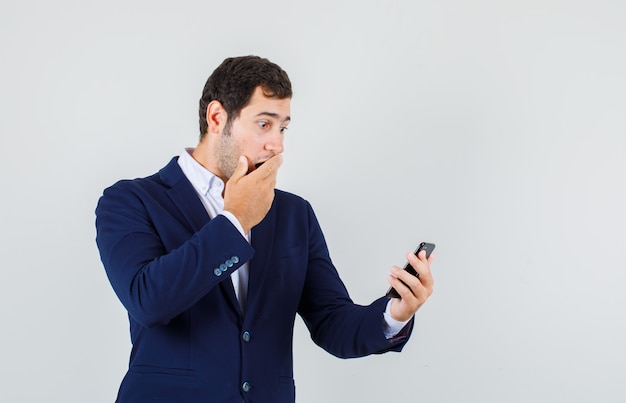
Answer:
230;155;249;180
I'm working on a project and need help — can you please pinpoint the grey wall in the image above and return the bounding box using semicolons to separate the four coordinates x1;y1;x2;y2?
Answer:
1;1;625;402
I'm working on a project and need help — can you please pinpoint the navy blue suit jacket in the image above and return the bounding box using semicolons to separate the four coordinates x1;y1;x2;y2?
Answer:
95;157;412;402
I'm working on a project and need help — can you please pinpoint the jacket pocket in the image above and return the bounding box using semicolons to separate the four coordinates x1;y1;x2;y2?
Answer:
130;364;196;377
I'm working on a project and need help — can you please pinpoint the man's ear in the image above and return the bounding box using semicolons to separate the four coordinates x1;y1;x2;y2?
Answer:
206;100;227;134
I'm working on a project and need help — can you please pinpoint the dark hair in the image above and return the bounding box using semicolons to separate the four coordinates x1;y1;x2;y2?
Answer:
198;55;292;139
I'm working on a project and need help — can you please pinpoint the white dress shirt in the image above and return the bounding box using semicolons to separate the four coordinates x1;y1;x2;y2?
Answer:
177;148;409;337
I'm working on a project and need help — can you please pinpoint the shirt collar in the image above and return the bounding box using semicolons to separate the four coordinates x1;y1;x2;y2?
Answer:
177;148;225;197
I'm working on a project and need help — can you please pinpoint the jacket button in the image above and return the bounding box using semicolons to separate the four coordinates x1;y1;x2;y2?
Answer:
231;256;240;264
213;268;222;276
226;259;234;268
242;331;251;342
242;381;251;392
220;263;228;272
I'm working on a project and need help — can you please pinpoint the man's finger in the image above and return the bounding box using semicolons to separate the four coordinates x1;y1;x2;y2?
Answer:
256;154;283;178
231;155;249;181
407;252;434;292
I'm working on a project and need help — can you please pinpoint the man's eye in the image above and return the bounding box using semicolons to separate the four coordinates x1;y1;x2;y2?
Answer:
280;126;289;133
258;121;269;128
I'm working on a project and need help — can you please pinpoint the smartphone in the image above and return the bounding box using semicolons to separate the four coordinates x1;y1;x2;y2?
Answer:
385;242;435;299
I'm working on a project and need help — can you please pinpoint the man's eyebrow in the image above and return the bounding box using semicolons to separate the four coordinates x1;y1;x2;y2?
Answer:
256;112;291;123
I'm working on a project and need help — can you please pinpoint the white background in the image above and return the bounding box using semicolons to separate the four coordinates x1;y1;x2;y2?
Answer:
1;0;625;402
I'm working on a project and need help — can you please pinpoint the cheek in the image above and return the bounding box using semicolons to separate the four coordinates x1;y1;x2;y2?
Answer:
238;139;259;166
243;136;265;153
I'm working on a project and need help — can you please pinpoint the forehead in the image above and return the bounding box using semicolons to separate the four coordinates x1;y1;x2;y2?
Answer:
240;87;291;120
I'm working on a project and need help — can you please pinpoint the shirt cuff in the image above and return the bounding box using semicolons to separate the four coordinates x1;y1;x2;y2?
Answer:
220;211;247;238
382;299;411;339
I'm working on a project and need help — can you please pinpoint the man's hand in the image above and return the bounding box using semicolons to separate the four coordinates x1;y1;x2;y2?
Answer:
224;154;282;233
388;250;435;322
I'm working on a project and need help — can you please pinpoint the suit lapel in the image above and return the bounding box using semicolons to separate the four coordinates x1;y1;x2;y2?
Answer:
245;202;277;316
160;157;210;233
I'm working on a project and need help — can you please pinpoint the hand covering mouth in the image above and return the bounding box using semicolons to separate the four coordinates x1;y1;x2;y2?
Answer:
254;154;277;169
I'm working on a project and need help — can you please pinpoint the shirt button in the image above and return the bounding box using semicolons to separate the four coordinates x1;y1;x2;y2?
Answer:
242;331;251;342
213;268;222;276
242;382;251;393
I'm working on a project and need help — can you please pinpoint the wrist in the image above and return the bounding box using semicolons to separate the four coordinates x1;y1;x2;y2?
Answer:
389;299;415;322
221;211;249;236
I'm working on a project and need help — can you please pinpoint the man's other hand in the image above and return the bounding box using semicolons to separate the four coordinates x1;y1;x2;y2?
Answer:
387;250;435;322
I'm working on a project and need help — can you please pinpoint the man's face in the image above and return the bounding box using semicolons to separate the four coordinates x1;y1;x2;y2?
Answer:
214;87;291;180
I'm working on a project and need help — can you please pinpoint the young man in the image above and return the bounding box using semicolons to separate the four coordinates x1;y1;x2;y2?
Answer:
95;55;434;402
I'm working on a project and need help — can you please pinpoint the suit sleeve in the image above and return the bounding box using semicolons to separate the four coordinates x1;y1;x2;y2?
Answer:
95;181;254;328
297;202;413;358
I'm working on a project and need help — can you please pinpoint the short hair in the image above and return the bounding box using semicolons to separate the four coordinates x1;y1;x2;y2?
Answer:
198;55;292;139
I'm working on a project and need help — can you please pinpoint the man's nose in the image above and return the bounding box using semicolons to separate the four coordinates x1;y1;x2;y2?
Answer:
265;130;284;154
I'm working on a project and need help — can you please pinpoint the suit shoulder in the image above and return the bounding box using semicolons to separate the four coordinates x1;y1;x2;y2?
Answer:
272;189;320;224
99;157;181;198
275;188;310;207
100;172;164;199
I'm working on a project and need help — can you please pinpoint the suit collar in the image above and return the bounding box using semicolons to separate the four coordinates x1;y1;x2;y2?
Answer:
159;156;210;234
159;156;187;187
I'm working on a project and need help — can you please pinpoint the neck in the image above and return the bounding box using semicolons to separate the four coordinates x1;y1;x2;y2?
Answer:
191;141;227;183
